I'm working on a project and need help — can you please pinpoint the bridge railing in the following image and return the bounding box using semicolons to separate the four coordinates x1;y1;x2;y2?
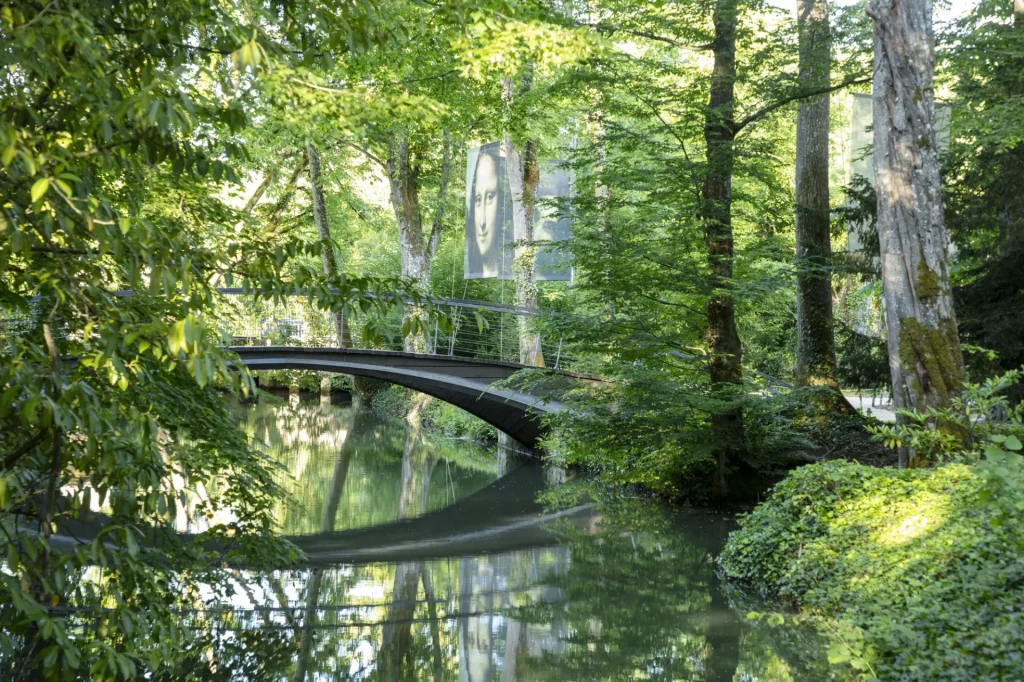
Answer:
208;290;577;369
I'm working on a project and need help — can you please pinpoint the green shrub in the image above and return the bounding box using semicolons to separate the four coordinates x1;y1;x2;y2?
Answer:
371;385;497;442
720;461;1024;681
370;384;410;416
867;368;1024;465
421;398;498;442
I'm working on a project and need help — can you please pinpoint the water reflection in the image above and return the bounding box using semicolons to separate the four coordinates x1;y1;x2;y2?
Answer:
239;400;498;534
203;399;830;681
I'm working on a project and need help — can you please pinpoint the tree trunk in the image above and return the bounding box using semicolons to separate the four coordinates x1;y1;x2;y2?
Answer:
503;75;545;367
268;156;308;233
867;0;966;465
794;0;839;388
703;0;746;499
386;131;451;353
306;144;351;348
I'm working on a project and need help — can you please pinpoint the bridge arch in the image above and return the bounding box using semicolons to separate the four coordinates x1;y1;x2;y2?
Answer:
232;346;566;448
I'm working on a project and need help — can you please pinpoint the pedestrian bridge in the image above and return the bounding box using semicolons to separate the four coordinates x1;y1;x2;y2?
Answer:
232;345;585;448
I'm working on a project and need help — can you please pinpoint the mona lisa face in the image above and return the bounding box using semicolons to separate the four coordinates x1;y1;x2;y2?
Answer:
473;153;500;257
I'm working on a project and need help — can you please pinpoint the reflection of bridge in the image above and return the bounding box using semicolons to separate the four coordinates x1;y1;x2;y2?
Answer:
233;346;583;448
289;461;597;565
51;461;595;567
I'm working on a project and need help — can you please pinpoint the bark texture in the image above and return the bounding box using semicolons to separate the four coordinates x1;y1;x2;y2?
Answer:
867;0;965;464
306;144;351;348
386;131;451;352
794;0;838;388
503;75;545;367
703;0;746;498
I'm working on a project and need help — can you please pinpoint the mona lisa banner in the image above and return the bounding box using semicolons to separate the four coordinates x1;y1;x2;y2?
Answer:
464;142;571;281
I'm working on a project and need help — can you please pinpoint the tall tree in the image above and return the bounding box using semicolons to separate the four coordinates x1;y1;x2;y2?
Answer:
703;0;746;498
307;144;351;348
503;74;545;367
867;0;965;463
385;130;453;352
0;0;472;672
794;0;838;388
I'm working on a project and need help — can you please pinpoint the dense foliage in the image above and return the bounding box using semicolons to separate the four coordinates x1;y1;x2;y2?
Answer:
720;460;1024;681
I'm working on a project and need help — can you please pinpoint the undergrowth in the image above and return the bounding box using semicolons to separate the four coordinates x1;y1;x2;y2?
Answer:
720;461;1024;681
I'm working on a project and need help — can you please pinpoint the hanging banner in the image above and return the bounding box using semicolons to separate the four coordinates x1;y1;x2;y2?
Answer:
465;142;512;279
534;160;572;280
464;142;571;281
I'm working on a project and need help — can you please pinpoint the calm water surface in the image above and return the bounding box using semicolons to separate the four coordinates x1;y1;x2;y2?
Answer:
224;398;831;682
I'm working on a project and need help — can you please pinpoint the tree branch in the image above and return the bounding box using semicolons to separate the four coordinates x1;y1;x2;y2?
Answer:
2;430;47;470
267;155;308;230
341;139;386;169
733;75;870;134
583;22;714;51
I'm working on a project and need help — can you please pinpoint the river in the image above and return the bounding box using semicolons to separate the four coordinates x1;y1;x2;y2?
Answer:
219;397;830;681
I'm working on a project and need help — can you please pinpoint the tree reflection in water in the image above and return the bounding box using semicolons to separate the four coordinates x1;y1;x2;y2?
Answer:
192;399;829;681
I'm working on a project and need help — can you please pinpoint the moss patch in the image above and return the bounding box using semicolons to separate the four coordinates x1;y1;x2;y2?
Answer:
898;316;964;406
916;258;941;299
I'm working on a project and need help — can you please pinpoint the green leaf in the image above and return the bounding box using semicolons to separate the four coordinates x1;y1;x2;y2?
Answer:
1003;435;1022;451
31;177;50;202
984;445;1007;462
827;643;851;665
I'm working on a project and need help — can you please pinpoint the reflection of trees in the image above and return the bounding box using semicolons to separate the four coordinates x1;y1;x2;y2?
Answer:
225;402;823;681
378;428;438;681
240;399;497;535
293;406;363;682
512;508;742;682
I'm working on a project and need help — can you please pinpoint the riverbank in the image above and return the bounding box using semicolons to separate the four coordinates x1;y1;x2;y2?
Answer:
719;461;1024;681
371;384;499;443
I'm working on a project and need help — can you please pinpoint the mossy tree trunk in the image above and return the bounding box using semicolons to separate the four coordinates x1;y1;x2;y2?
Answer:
703;0;746;498
867;0;966;464
502;74;545;367
794;0;839;389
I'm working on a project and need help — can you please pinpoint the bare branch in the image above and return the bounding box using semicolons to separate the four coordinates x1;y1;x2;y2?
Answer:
341;139;386;169
2;430;47;470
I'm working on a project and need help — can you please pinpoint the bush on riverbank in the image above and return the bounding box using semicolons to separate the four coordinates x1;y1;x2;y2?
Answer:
371;385;498;442
719;461;1024;681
